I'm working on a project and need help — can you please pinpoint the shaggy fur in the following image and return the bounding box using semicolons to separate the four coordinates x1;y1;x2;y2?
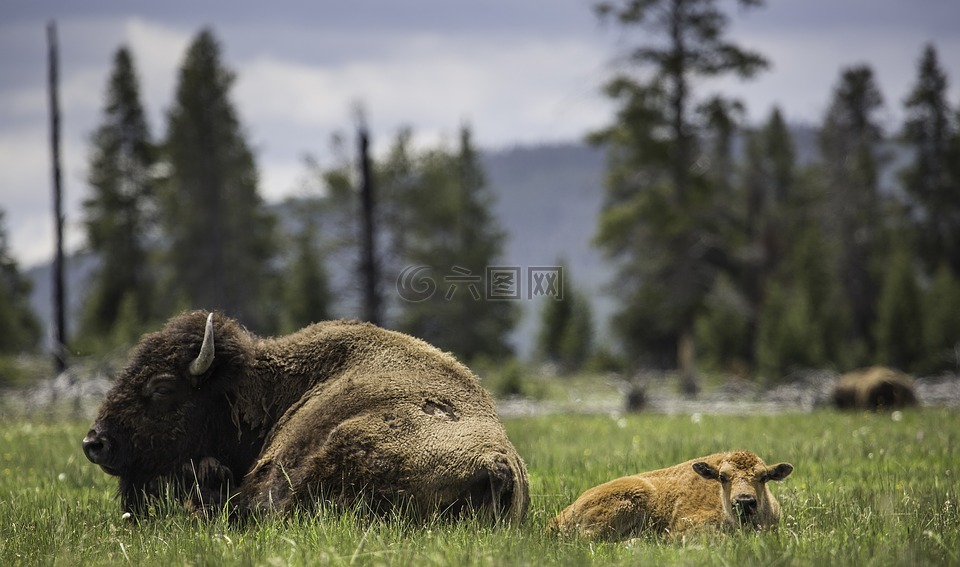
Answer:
82;310;529;522
833;366;918;411
549;451;793;540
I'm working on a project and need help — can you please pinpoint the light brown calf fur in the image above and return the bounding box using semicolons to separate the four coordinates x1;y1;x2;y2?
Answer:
550;451;793;539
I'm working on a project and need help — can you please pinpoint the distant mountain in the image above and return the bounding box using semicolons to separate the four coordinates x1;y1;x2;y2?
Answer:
482;143;614;357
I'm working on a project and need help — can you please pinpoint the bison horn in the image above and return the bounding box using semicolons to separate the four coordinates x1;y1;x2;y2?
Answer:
189;313;215;376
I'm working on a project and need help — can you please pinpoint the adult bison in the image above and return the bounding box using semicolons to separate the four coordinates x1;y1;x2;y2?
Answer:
832;366;918;411
82;310;529;522
549;450;793;540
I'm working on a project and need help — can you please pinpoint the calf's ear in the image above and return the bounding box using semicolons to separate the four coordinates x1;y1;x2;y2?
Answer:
764;463;794;482
692;461;720;480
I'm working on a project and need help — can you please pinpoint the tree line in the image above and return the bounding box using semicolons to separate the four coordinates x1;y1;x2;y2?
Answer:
1;2;958;383
592;0;960;381
0;28;517;369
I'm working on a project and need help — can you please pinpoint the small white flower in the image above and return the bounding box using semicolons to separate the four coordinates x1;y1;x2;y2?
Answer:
691;413;702;424
57;473;66;482
891;411;903;422
121;512;132;521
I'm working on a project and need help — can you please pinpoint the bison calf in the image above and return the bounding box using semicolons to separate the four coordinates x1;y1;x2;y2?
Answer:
82;311;529;522
550;450;793;539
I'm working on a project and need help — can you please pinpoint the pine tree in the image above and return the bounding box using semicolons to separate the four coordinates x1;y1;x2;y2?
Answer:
80;46;156;343
537;284;573;367
162;29;277;331
740;119;830;382
695;273;751;375
900;44;959;275
817;65;888;349
789;216;862;369
376;127;419;321
874;245;924;372
300;136;364;318
537;266;594;373
755;217;858;379
591;0;768;378
299;128;418;324
0;210;42;354
559;290;594;373
283;207;332;332
740;107;797;282
394;126;516;361
693;97;754;373
921;264;960;374
755;280;819;380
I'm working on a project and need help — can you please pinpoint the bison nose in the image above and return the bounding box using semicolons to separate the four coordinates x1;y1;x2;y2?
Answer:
82;430;110;464
472;461;515;515
451;460;516;520
733;495;758;516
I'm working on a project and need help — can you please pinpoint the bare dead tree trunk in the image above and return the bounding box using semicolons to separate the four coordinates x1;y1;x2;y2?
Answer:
358;116;380;326
47;21;67;373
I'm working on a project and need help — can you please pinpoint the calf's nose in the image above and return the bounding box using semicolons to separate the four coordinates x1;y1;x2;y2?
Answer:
733;494;758;515
82;430;110;464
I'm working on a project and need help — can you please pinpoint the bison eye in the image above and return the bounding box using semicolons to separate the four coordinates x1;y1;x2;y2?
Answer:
718;473;730;483
145;376;180;401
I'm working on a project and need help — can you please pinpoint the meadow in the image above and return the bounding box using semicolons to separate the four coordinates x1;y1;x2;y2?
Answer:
1;408;958;566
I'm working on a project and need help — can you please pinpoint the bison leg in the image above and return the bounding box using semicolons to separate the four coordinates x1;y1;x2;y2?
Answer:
237;389;529;522
181;457;235;516
554;479;656;540
237;422;395;516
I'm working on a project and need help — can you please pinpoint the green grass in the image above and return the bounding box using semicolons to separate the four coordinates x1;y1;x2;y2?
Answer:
1;409;958;566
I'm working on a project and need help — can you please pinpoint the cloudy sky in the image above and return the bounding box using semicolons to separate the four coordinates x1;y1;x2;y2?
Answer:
2;0;959;268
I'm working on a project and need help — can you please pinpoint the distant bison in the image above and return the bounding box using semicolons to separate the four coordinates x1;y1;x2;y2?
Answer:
832;366;918;411
82;311;529;521
549;450;793;539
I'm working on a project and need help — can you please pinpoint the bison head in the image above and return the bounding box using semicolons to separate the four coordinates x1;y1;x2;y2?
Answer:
692;451;792;529
82;311;254;514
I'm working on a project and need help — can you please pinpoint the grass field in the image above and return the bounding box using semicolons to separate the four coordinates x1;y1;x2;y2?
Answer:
1;408;958;566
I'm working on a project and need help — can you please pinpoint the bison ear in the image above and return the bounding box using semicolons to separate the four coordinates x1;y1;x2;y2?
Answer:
693;461;720;480
188;313;216;382
764;463;794;482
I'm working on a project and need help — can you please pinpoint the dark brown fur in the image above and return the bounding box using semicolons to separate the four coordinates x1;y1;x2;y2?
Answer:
83;311;529;522
832;367;918;411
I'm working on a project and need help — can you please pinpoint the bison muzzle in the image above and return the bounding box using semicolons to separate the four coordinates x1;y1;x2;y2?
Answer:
82;311;529;522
